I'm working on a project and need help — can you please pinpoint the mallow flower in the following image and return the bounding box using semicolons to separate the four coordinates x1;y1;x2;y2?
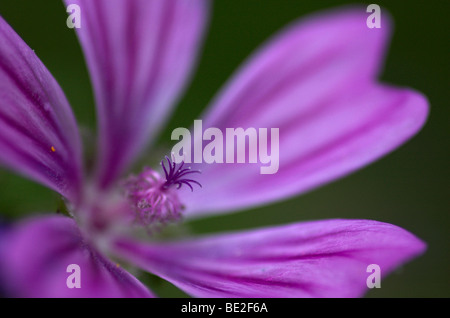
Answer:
0;1;428;298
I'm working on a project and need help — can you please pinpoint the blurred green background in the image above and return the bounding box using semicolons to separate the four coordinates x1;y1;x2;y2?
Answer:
0;0;448;297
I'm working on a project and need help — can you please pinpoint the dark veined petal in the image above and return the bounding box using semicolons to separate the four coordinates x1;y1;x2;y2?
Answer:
0;215;153;297
114;219;426;298
178;8;428;217
0;16;83;202
64;0;209;188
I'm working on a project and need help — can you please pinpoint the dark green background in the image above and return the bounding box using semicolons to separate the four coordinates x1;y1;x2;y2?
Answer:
0;1;448;297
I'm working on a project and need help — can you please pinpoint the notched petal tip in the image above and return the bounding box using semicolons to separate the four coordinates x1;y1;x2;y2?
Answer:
114;219;426;298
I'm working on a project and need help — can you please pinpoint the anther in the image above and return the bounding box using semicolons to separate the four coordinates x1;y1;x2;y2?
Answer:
122;156;201;228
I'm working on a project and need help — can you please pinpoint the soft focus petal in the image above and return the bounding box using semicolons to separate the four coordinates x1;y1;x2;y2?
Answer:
64;0;209;188
115;219;426;298
0;16;83;202
0;216;153;297
180;8;429;217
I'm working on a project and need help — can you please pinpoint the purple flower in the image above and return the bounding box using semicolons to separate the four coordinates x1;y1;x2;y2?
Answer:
0;1;428;298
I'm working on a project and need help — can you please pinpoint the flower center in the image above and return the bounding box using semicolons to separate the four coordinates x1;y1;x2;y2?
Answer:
123;156;201;228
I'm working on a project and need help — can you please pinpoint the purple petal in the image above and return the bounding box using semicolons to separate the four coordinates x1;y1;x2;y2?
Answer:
179;8;429;217
64;0;209;188
114;219;426;298
0;216;153;297
0;16;83;202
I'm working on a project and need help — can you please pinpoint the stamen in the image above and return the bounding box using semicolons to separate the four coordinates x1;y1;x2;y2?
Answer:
122;156;201;228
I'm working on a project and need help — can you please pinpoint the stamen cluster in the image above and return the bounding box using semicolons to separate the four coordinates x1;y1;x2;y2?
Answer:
123;156;201;227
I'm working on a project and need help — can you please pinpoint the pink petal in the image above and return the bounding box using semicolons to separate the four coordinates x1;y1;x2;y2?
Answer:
114;219;426;298
180;8;429;217
0;16;83;203
64;0;209;188
0;216;153;298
